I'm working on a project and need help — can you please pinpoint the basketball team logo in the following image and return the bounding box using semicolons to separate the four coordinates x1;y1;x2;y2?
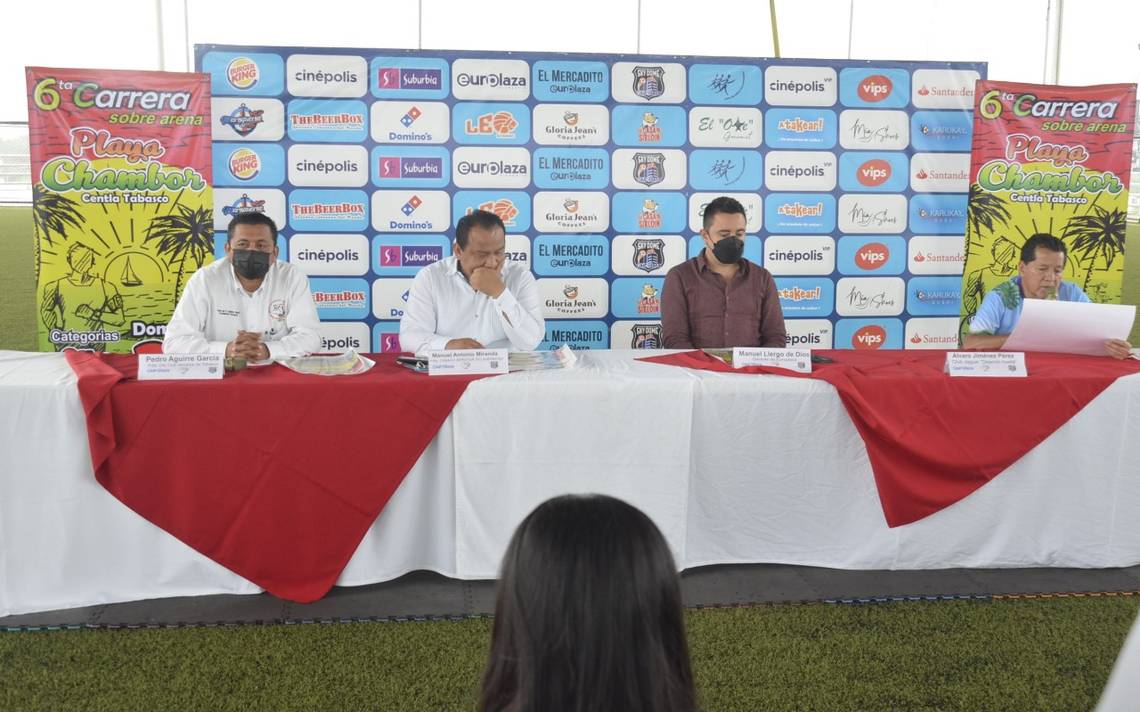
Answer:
227;57;259;90
221;193;266;217
633;66;665;100
228;148;261;181
633;152;666;187
632;239;665;273
220;103;264;137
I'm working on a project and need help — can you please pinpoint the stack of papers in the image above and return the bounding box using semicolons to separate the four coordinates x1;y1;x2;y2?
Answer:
279;350;375;376
508;344;578;372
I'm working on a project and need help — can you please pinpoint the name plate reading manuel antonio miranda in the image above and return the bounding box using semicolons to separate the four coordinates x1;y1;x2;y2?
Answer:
732;348;813;374
945;351;1027;378
427;349;509;376
137;353;225;380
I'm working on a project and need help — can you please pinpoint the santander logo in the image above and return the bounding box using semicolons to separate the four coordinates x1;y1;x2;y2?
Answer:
858;75;893;102
852;324;886;349
910;334;923;345
855;242;889;270
857;159;892;187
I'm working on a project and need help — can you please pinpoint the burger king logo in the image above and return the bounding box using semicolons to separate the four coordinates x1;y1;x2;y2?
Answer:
227;57;260;90
228;148;261;181
852;324;886;349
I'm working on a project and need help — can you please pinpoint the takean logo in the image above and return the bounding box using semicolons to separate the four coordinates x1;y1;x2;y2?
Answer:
776;116;825;133
777;202;824;218
227;57;259;90
228;148;261;180
857;75;893;103
857;159;892;187
852;325;886;349
778;286;823;301
855;242;890;270
379;245;443;267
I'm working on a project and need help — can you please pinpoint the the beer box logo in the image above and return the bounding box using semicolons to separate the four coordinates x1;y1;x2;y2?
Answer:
910;152;971;193
836;277;905;317
533;148;609;190
214;188;286;230
532;61;610;103
764;66;837;107
835;318;903;350
290;234;370;276
688;107;762;148
686;235;763;264
286;99;368;143
371;234;450;276
611;105;686;147
371;278;416;319
765;193;836;234
765;151;836;192
689;64;763;105
909;194;967;234
373;324;403;354
533;235;609;276
453;102;531;145
214;144;285;186
201;51;284;96
534;191;610;233
452;190;531;230
537;278;609;318
907;276;963;317
540;320;610;351
785;318;834;349
607;321;661;350
533;104;609;146
837;235;907;276
611;62;687;103
908;235;966;275
613;191;685;233
839;68;910;109
371;57;449;99
839;109;909;151
838;194;907;234
611;235;686;276
288;188;369;233
904;317;961;349
505;234;531;268
371;146;450;188
688;193;762;233
288;144;368;187
912;69;981;110
610;149;686;190
309;277;370;320
452;59;530;101
611;278;665;319
318;322;370;353
453;147;530;189
212;97;284;141
372;190;450;232
287;54;367;98
371;101;450;144
765;108;837;149
837;151;909;193
775;277;835;318
689;149;763;191
911;110;973;152
763;236;835;276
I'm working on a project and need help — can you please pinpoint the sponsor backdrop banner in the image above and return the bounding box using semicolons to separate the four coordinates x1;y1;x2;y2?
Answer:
195;46;984;352
961;80;1135;337
27;67;214;353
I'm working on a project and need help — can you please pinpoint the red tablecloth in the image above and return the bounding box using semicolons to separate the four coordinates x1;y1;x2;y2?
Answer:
65;352;485;603
640;350;1140;527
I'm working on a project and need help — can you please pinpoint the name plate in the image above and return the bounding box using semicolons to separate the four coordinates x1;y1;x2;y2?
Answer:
426;348;509;376
945;351;1027;378
138;353;225;380
732;347;813;374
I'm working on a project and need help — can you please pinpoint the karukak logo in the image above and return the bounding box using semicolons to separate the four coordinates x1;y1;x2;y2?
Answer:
852;325;886;349
857;159;892;187
639;198;661;229
378;67;442;90
227;58;259;90
464;111;519;138
401;106;422;127
228;148;261;180
401;194;423;216
857;75;893;103
220;103;264;137
855;242;889;270
378;156;444;179
471;198;519;227
222;193;266;217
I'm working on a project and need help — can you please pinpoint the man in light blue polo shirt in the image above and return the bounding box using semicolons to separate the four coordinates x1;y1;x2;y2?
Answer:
964;233;1132;359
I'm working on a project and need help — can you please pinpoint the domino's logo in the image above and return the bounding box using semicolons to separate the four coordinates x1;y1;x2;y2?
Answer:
401;106;422;127
402;195;423;216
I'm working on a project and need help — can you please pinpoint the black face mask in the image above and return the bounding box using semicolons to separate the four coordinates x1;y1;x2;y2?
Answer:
710;236;744;264
232;249;271;280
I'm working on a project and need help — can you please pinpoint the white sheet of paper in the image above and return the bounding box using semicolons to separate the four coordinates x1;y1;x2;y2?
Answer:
137;354;225;380
426;349;509;376
945;351;1027;377
732;347;813;374
1001;299;1135;356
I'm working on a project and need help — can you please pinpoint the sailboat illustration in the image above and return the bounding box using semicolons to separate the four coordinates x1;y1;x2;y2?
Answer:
120;255;143;287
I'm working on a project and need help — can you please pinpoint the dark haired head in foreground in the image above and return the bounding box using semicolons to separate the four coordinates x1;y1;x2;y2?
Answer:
480;494;696;712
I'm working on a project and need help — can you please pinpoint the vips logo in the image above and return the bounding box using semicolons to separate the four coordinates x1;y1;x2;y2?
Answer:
372;190;450;232
537;278;609;318
532;104;609;146
290;234;369;276
534;148;609;190
286;99;368;142
452;191;530;230
765;193;837;234
763;236;835;276
607;321;662;350
532;60;610;102
909;195;967;234
453;102;530;145
911;110;974;152
372;278;415;319
910;152;971;193
534;191;610;232
834;318;903;350
765;108;838;149
373;57;448;99
689;149;764;191
764;66;837;107
907;276;963;317
540;320;610;350
612;149;687;190
309;278;370;320
837;152;909;193
765;151;836;191
228;148;261;180
611;105;686;147
613;192;685;233
856;159;891;187
371;146;450;188
838;194;907;234
611;278;665;318
288;144;368;187
533;235;609;276
854;242;889;270
611;235;686;276
288;189;369;232
859;75;893;102
785;319;834;349
836;277;905;317
227;57;260;90
688;64;764;105
213;188;286;230
453;147;531;189
908;235;966;275
839;110;909;150
839;68;910;109
905;317;961;349
852;324;886;349
688;107;762;148
837;236;907;275
912;69;981;110
611;62;688;103
373;326;403;354
318;322;370;353
286;54;367;98
212;97;283;142
452;59;530;101
775;278;836;318
371;235;450;276
371;101;450;144
688;192;762;233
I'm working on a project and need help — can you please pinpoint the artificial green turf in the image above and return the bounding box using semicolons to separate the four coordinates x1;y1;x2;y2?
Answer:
2;597;1138;711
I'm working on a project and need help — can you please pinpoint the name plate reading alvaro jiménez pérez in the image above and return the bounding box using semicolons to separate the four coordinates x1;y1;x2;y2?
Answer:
138;353;225;380
426;349;509;376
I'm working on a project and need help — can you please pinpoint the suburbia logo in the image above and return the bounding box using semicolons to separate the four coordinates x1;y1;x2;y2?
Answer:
855;243;890;270
220;104;264;137
227;58;259;90
379;333;402;353
777;202;824;218
778;286;823;301
221;193;266;217
290;112;366;131
378;156;444;179
228;148;261;180
313;290;366;308
379;245;444;267
858;75;893;102
852;325;886;349
470;198;520;227
378;67;442;90
291;202;366;220
857;159;892;187
464;111;519;138
776;117;825;133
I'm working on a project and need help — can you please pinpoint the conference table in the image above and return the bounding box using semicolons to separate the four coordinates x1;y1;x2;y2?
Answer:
3;348;1140;618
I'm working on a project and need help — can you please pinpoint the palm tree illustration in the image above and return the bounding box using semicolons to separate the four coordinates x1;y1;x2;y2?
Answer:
144;204;214;300
31;184;86;282
1063;206;1126;292
966;183;1011;238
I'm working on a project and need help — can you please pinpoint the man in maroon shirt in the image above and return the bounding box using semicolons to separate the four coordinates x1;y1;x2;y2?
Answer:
661;196;786;348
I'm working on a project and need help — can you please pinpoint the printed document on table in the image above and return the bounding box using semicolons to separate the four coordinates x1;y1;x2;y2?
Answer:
280;350;375;376
1001;299;1135;356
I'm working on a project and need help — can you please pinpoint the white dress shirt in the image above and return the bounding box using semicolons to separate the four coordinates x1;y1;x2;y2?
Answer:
163;257;322;359
399;256;545;353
